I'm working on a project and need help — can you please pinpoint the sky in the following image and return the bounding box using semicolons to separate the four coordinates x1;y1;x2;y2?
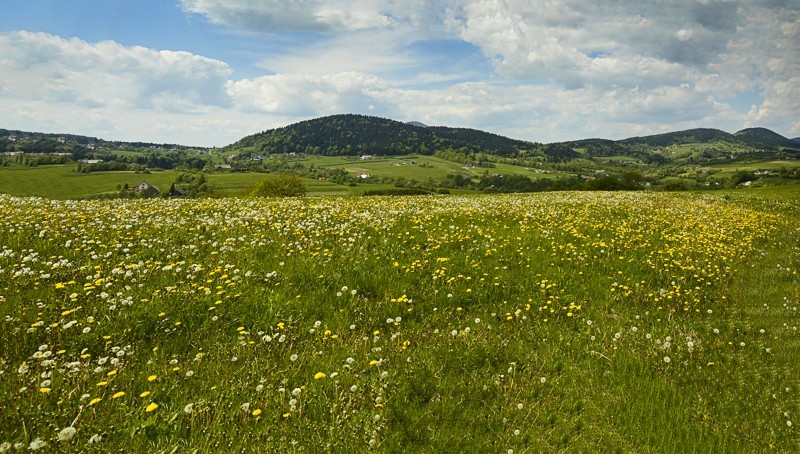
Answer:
0;0;798;147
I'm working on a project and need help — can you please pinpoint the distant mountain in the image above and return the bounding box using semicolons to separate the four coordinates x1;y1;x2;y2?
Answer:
734;127;800;150
226;114;533;157
406;121;428;128
793;137;800;144
619;128;736;147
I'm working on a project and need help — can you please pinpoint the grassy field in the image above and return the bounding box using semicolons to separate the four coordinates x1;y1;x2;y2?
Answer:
0;165;384;199
292;154;565;180
0;189;798;451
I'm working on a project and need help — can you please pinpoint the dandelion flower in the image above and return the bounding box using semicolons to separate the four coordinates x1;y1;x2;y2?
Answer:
29;438;46;451
112;391;125;399
314;372;327;380
664;356;671;364
88;397;102;405
147;375;157;382
57;427;77;441
145;402;158;412
39;387;51;393
140;391;151;398
252;409;262;416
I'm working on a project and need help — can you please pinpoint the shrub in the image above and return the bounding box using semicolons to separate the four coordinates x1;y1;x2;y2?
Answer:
251;174;307;197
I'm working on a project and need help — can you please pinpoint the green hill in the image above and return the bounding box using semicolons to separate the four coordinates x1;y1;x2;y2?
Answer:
619;128;736;147
224;114;534;157
734;127;800;150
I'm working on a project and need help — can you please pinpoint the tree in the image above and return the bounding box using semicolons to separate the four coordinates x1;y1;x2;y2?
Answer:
251;174;307;198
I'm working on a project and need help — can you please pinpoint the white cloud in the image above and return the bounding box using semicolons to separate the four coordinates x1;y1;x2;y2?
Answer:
227;71;391;116
0;31;233;112
180;0;396;32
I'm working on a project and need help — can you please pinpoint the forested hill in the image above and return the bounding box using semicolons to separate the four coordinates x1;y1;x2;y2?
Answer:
619;128;736;147
224;114;534;157
735;127;800;150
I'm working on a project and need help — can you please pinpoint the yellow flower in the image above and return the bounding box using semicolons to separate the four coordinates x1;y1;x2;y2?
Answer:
39;387;51;393
89;397;102;406
252;409;262;416
369;360;379;366
112;391;125;399
107;369;117;376
282;412;291;418
314;372;326;380
145;402;159;412
147;375;157;382
140;391;151;398
96;381;108;387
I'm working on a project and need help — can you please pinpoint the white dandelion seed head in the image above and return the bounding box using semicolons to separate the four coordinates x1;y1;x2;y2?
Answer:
57;426;77;441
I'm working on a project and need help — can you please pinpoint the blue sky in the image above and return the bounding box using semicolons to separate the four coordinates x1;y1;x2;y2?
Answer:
0;0;797;146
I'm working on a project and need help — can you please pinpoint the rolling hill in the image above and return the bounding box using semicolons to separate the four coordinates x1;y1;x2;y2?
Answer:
223;114;534;157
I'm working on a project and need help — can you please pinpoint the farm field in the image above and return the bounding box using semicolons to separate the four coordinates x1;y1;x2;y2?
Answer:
1;190;799;452
0;165;383;199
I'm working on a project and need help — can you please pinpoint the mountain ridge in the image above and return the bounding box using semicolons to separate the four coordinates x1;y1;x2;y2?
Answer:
3;114;799;156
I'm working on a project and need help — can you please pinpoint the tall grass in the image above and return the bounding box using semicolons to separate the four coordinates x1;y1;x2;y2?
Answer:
0;191;797;452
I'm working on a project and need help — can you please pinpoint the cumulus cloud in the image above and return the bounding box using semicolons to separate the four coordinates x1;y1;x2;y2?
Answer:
227;71;391;116
180;0;397;32
0;31;233;112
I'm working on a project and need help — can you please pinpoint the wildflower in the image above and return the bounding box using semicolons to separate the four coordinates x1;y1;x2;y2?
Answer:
350;385;358;392
252;409;262;416
57;426;77;441
540;377;547;384
140;391;151;398
29;438;46;451
88;434;102;444
664;356;671;364
147;375;157;382
290;354;298;362
112;391;125;399
314;372;327;380
39;387;51;393
89;397;102;406
184;403;194;413
145;402;158;412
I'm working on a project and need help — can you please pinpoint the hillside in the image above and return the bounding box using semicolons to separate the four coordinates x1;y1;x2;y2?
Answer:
619;128;736;147
224;114;534;157
735;127;800;150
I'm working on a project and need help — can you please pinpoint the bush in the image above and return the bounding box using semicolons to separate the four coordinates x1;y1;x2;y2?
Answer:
251;174;307;197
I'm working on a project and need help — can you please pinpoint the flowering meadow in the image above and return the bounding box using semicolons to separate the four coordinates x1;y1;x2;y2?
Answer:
0;191;798;452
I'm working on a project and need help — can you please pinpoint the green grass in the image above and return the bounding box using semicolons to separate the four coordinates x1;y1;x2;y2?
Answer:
0;191;798;451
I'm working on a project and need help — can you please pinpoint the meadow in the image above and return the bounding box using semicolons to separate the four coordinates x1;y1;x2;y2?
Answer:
0;190;798;452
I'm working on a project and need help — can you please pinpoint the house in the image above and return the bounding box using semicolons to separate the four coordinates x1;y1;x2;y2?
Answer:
215;164;232;170
87;144;96;150
360;155;374;160
359;173;370;179
135;182;158;194
80;159;102;164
